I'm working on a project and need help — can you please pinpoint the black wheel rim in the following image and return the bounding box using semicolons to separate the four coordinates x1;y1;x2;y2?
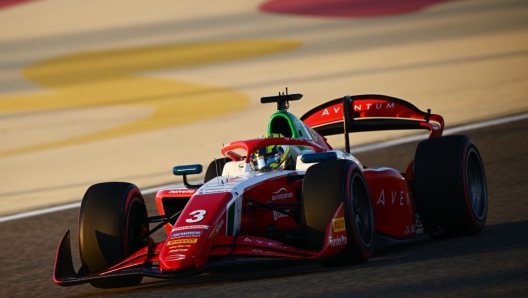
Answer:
466;148;487;221
350;174;374;248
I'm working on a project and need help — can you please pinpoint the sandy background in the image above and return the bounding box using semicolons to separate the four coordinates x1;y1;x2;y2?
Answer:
0;0;527;216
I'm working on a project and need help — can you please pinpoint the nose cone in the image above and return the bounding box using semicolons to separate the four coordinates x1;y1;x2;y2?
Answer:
159;192;239;272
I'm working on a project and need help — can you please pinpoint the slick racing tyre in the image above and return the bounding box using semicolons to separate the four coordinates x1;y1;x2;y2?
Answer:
79;182;149;288
303;160;374;266
413;135;487;237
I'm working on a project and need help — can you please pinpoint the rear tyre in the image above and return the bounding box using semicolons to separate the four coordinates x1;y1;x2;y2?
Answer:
303;160;374;266
414;135;487;237
79;182;149;288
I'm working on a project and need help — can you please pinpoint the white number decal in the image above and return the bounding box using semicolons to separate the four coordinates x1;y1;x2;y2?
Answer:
185;210;206;223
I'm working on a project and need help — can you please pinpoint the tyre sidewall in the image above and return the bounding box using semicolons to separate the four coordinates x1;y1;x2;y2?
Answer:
342;166;375;260
461;145;487;233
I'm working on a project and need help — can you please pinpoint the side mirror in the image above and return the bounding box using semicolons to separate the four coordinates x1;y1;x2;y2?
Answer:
173;164;203;175
301;152;337;163
173;164;203;188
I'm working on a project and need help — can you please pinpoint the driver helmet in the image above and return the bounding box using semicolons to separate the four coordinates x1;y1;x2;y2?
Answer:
251;133;291;172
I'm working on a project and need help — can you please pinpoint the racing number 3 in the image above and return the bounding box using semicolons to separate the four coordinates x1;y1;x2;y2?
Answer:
185;210;207;223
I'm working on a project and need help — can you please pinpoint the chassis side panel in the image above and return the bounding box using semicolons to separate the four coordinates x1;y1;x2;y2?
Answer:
364;168;415;239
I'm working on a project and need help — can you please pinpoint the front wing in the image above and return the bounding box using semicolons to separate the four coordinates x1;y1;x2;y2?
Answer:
54;204;348;286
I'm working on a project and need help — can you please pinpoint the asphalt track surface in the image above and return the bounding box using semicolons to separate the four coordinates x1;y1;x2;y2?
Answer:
1;118;527;298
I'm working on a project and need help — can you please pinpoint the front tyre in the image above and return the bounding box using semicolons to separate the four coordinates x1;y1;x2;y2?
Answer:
303;160;375;266
414;135;488;237
79;182;149;288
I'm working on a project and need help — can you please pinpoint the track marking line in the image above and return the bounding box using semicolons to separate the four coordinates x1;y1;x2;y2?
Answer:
1;111;527;223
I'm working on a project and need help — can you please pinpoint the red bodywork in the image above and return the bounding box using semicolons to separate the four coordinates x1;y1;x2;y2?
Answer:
54;94;444;286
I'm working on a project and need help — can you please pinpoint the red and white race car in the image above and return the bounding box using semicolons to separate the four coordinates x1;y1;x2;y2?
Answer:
54;93;487;288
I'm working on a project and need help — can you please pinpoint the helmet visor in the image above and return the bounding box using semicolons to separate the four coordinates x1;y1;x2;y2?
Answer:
251;145;289;172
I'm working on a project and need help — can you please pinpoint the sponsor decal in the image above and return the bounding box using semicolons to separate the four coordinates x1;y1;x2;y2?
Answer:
376;189;411;206
329;235;348;247
197;182;238;194
244;238;269;245
271;187;293;201
272;188;287;194
332;217;346;232
165;254;186;261
273;210;289;221
271;188;293;201
252;249;275;254
169;245;191;249
376;190;385;205
167;238;198;246
168;189;195;194
170;231;202;239
169;249;188;253
320;102;395;117
172;225;210;231
213;219;225;235
321;106;341;116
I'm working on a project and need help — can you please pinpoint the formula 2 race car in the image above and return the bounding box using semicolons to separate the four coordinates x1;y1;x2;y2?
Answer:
54;92;488;288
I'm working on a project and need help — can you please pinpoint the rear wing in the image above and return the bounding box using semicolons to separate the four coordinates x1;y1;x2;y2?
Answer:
300;95;444;152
